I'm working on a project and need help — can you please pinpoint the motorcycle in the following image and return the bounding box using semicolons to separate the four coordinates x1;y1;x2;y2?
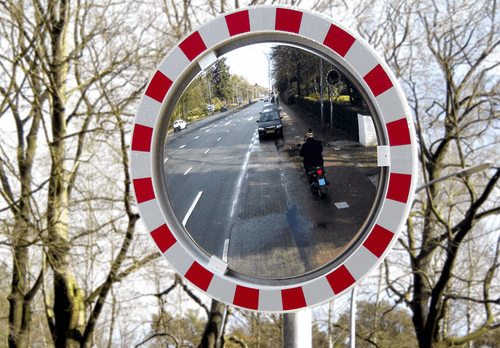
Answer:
297;142;328;199
307;166;328;199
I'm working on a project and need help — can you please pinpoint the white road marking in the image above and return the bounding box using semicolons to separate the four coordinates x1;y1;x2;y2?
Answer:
225;121;232;126
217;137;222;141
180;145;186;149
334;202;350;209
204;149;210;154
223;239;229;262
206;129;211;133
164;158;169;163
195;136;200;139
182;191;203;227
231;145;252;217
184;167;192;175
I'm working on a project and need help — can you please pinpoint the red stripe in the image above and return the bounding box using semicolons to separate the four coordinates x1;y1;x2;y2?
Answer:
150;224;176;253
363;64;393;97
323;25;356;57
179;31;207;61
282;287;306;310
145;71;173;103
275;8;302;33
326;266;355;294
131;124;153;152
233;285;259;310
363;224;394;258
184;262;214;292
226;11;250;36
133;177;155;204
387;118;411;146
387;173;412;203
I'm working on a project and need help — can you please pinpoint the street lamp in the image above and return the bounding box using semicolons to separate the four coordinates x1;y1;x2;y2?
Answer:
259;50;272;101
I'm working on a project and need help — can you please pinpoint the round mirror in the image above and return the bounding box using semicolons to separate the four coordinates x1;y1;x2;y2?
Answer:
131;6;416;311
163;43;383;279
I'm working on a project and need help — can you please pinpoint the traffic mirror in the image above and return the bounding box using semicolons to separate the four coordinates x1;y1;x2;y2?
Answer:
131;6;417;312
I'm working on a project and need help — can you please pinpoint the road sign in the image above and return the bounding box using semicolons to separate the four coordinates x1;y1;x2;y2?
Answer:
130;6;417;312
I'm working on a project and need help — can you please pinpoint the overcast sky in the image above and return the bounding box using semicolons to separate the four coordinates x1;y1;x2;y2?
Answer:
222;43;275;89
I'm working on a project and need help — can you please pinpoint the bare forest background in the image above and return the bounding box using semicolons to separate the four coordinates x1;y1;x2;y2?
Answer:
0;0;499;347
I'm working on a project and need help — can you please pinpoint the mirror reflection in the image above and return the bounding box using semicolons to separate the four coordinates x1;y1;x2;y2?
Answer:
163;44;379;279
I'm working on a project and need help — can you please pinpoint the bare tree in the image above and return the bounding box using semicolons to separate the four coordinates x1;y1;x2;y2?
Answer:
0;0;165;346
354;0;500;347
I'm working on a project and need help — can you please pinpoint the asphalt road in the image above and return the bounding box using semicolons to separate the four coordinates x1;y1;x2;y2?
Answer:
164;102;264;259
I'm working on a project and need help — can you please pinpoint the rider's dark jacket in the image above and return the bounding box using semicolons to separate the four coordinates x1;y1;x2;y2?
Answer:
299;137;324;172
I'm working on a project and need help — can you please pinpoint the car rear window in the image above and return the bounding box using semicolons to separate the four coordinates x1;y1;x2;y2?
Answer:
260;111;280;122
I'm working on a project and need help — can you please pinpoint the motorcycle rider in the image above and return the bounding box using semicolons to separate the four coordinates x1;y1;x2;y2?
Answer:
299;129;325;183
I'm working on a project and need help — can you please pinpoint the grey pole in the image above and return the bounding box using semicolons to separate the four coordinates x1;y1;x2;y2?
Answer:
320;59;324;131
350;286;358;348
283;309;312;348
416;162;493;192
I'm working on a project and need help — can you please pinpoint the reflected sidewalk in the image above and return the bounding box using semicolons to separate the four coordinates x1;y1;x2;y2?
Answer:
227;102;379;279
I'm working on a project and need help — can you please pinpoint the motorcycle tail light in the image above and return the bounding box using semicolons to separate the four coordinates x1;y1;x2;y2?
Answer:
317;169;323;175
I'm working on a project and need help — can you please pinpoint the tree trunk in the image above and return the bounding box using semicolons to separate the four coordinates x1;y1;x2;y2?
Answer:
199;300;226;348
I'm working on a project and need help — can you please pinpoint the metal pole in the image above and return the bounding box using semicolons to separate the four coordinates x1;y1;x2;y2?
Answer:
283;310;312;348
320;59;324;131
330;87;333;134
350;286;358;348
208;79;212;105
416;162;493;192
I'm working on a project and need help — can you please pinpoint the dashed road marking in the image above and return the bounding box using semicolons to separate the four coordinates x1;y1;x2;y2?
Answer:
334;202;349;209
182;191;203;227
223;239;229;262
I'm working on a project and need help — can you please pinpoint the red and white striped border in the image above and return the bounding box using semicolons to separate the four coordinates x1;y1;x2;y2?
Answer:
130;6;417;312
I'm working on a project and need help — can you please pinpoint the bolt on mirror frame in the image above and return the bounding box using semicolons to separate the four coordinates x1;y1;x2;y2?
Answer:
130;6;418;313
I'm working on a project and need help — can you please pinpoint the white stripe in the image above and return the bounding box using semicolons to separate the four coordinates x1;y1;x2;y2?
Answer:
223;239;230;262
182;191;203;227
184;167;192;175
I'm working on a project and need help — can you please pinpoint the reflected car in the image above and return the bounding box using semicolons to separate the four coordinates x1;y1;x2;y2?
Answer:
256;110;283;139
260;103;280;115
173;119;187;132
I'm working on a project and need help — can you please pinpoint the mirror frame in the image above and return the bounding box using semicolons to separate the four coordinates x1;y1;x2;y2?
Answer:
130;5;417;312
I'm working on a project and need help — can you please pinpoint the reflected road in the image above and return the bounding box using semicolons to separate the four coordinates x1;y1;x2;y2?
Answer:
164;101;378;278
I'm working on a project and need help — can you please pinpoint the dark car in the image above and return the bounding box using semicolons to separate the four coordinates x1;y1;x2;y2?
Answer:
257;110;283;139
261;103;280;115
